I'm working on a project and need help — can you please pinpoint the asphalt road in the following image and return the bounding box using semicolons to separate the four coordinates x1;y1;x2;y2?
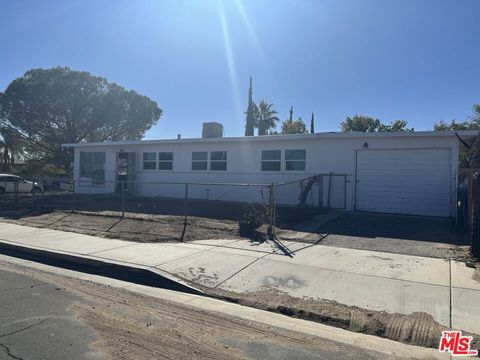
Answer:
0;267;100;360
0;256;407;360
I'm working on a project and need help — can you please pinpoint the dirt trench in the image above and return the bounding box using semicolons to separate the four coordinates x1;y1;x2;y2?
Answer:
198;286;480;351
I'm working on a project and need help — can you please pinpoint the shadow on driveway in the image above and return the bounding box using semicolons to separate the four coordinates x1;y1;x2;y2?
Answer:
314;212;469;259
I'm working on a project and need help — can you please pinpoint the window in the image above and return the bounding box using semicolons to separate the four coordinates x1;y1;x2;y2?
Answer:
80;151;105;183
158;152;173;170
210;151;227;171
261;150;281;171
285;149;306;171
192;151;208;170
143;152;156;170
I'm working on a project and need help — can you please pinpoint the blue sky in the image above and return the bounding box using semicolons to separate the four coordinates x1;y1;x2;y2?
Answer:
1;0;479;139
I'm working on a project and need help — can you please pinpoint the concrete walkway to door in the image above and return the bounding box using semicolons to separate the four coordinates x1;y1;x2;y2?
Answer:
0;221;478;336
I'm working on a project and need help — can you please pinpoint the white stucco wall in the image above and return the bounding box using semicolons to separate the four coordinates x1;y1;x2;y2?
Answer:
70;132;461;215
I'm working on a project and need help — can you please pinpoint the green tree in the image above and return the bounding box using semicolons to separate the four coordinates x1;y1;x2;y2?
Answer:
433;120;474;131
340;115;381;132
340;115;413;132
244;77;257;136
433;104;480;167
378;120;414;132
281;117;308;134
0;67;162;171
433;106;480;131
256;100;279;135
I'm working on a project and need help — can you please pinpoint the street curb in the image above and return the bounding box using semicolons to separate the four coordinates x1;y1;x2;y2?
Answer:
0;240;204;296
0;253;450;360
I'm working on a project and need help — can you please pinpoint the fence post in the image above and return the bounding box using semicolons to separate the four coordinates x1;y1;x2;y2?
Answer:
268;183;274;239
72;180;76;212
327;172;333;209
184;183;189;223
31;178;35;210
14;180;18;208
318;174;323;208
472;173;480;259
121;181;125;218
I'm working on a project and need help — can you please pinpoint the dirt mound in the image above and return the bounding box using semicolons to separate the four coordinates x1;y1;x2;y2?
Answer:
202;287;480;350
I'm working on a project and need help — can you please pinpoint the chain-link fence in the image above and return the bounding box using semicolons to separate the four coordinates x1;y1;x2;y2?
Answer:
0;173;348;240
471;173;480;258
0;176;45;210
273;173;348;227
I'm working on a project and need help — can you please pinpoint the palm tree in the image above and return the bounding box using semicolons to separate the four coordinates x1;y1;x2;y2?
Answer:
256;100;279;135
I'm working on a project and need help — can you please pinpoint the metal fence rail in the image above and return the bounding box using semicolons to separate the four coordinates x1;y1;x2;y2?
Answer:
0;173;349;238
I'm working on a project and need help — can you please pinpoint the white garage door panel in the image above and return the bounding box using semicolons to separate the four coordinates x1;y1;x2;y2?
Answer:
355;149;451;217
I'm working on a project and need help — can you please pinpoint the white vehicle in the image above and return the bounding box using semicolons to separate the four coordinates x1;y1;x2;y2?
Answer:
0;174;43;194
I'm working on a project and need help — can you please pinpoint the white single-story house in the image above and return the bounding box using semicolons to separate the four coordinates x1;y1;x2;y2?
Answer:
64;129;477;218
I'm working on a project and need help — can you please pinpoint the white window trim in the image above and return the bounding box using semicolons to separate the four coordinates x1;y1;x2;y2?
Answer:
192;151;208;171
285;149;306;171
158;152;174;171
261;150;282;172
143;152;157;170
79;151;106;184
210;151;227;171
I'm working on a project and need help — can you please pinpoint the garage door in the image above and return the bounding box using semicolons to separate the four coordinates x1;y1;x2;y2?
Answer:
355;149;451;217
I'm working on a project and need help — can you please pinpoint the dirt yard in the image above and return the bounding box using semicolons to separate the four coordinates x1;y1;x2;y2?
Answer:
0;210;244;242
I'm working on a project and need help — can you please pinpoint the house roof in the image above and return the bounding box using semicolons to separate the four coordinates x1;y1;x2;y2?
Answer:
63;130;479;148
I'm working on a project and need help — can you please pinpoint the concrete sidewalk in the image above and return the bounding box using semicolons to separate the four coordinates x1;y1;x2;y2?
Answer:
0;222;479;335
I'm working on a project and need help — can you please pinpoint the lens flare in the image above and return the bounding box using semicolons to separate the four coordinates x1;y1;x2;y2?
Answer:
234;0;265;61
218;0;242;124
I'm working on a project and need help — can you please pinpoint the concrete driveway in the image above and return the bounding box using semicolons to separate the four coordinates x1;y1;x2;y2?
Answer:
295;212;470;259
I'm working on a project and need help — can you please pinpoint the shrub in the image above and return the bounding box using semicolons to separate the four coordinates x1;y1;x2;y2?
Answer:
239;204;268;236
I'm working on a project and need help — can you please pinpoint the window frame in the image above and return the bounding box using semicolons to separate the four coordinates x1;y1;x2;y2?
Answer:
210;151;227;171
79;151;106;185
192;151;208;171
261;150;282;172
158;152;173;171
285;149;306;171
143;152;157;170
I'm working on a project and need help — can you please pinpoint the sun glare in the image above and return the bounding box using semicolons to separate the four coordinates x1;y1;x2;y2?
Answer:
233;0;265;61
218;0;242;122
